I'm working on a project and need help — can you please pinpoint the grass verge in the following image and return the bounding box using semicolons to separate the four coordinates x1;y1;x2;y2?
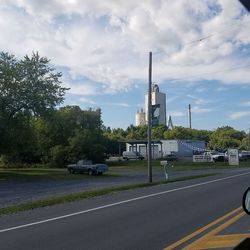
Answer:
109;160;250;171
0;173;218;215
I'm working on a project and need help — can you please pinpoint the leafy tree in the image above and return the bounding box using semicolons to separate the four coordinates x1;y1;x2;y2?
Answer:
152;125;167;139
50;145;69;168
68;129;106;163
0;51;67;158
103;127;127;156
35;106;104;165
241;136;250;150
0;52;66;119
126;124;148;140
163;126;211;142
208;126;246;150
164;127;194;140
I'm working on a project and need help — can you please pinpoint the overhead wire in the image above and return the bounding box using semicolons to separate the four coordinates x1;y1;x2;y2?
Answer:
152;34;215;56
152;17;250;56
169;63;250;82
151;25;250;82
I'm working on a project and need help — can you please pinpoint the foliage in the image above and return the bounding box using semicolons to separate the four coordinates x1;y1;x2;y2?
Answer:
49;145;69;168
0;51;67;159
152;125;167;139
126;124;147;140
1;52;250;167
36;107;106;165
68;129;106;163
163;126;211;141
0;51;106;167
208;126;246;151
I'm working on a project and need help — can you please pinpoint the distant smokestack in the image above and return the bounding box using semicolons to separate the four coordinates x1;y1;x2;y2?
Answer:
189;104;192;129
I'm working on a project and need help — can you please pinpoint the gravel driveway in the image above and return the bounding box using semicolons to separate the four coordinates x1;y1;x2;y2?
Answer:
0;168;245;208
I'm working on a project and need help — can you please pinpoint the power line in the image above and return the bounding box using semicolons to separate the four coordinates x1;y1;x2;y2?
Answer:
152;34;214;56
169;63;250;82
152;18;250;56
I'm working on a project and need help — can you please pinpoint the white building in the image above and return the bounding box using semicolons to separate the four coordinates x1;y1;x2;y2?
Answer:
135;84;166;126
135;109;146;126
126;139;206;159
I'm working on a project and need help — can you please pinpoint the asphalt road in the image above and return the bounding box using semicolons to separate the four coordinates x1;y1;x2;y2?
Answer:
0;169;250;250
0;167;243;208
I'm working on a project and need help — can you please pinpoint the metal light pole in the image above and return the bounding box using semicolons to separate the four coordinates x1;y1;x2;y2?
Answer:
148;52;152;183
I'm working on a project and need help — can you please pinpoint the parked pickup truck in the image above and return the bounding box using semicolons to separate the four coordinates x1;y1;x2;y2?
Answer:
67;160;108;175
202;151;225;162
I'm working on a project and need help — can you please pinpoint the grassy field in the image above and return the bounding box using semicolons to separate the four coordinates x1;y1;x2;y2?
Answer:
1;160;249;182
108;159;250;171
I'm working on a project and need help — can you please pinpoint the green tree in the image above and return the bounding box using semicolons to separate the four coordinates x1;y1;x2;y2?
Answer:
163;126;211;142
126;124;148;140
0;51;67;161
103;127;127;156
68;129;106;163
0;52;66;121
152;125;167;139
208;126;246;150
35;106;104;165
164;126;194;140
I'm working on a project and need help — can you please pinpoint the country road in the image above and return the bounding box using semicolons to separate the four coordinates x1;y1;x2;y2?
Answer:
0;167;246;208
0;169;250;250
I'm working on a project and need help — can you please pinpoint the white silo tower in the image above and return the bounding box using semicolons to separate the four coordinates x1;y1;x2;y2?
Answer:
135;109;146;126
145;84;166;125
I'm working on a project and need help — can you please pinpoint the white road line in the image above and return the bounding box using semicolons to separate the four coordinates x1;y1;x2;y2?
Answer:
1;171;250;233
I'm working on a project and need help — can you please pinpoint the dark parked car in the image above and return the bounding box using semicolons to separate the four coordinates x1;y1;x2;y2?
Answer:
163;152;178;161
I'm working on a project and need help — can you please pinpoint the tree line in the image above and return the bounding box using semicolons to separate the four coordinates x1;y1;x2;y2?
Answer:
0;51;249;167
104;125;249;153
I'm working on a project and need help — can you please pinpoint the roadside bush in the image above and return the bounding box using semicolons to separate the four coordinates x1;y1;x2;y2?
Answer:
49;145;69;168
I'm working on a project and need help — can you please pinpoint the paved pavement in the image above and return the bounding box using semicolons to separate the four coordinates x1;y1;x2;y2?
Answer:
165;206;250;249
0;169;250;249
0;167;247;208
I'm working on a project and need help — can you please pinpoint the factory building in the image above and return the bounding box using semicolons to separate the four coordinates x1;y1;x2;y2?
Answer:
135;109;146;126
125;139;206;159
135;84;166;126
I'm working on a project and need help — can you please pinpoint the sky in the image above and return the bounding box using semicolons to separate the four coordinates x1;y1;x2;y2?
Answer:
1;0;250;131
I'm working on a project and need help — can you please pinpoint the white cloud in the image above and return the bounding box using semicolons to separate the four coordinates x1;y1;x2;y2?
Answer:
167;96;178;104
0;0;250;94
169;111;185;117
79;97;96;105
215;86;228;92
187;95;210;105
113;103;131;108
192;106;213;114
65;83;97;96
229;111;250;120
242;101;250;107
195;87;207;93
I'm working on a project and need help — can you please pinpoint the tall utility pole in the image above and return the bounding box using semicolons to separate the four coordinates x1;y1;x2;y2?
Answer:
189;104;192;129
148;52;152;183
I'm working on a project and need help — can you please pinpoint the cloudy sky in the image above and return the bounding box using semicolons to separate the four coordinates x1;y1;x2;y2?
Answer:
1;0;250;131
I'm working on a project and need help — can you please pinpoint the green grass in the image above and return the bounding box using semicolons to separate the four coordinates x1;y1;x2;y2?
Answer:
109;159;250;171
0;173;218;215
1;159;249;181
